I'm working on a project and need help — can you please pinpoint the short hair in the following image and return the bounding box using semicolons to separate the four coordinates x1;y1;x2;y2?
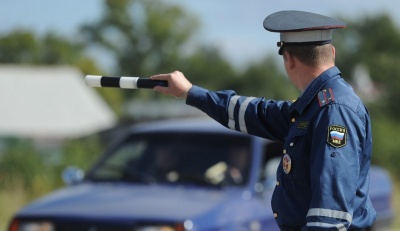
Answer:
282;44;334;67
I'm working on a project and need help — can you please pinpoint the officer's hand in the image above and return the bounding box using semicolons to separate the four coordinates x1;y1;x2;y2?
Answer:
150;71;192;98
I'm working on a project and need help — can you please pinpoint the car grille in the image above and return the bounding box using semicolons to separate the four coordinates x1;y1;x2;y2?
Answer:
54;222;134;231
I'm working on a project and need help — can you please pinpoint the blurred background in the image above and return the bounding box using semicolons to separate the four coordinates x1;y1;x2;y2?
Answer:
1;0;400;229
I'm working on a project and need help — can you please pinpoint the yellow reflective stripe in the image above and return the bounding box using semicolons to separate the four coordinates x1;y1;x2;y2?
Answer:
228;96;240;130
307;208;352;223
238;97;256;134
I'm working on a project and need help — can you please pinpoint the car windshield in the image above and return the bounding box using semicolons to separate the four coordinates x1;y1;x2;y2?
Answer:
87;132;252;187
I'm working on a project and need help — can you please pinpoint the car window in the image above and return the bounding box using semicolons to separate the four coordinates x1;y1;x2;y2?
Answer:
87;132;252;187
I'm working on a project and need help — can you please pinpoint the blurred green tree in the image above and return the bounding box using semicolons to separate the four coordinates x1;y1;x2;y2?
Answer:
0;0;292;118
0;31;99;74
238;55;298;99
80;0;199;101
0;31;39;63
79;0;297;115
176;45;240;91
335;13;400;118
176;47;297;100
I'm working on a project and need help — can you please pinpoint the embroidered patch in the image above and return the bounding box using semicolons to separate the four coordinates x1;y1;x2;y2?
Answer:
282;154;292;174
327;125;347;148
297;121;309;129
318;88;335;107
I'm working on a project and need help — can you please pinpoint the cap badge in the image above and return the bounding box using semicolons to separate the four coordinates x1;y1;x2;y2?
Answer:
282;154;292;174
327;125;347;148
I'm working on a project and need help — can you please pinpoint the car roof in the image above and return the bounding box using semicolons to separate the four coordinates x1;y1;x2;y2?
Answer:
129;117;249;136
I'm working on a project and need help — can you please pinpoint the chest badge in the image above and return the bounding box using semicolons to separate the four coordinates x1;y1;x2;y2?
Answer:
297;121;308;129
282;154;292;174
327;125;347;148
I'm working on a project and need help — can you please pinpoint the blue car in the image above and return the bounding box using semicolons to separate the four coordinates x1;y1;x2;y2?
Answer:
8;118;393;231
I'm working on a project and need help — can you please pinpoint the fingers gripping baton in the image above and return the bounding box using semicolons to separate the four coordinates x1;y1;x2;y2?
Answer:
85;75;168;89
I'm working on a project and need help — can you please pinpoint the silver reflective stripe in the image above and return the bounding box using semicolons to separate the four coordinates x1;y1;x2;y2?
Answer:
307;208;352;223
228;96;240;130
306;222;346;231
238;97;256;134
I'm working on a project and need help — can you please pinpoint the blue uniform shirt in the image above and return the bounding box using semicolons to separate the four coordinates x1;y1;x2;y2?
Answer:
186;66;376;230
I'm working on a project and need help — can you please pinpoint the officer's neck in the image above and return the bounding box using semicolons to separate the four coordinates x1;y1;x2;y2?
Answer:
293;63;335;92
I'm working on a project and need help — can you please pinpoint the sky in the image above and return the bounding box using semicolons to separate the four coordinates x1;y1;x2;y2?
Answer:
1;0;400;69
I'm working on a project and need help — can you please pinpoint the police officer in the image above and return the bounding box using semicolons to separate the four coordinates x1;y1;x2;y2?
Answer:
151;10;376;231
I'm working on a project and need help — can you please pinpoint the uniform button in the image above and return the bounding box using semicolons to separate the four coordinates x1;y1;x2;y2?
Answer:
290;142;294;146
283;149;286;154
276;181;280;186
273;213;278;218
291;118;295;123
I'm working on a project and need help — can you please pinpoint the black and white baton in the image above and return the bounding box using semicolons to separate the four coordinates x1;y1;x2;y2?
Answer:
85;75;168;89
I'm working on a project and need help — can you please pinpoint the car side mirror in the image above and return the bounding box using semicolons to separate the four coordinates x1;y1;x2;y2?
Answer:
62;166;84;186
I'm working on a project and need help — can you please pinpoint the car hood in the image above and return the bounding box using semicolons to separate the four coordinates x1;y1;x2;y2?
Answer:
18;182;244;221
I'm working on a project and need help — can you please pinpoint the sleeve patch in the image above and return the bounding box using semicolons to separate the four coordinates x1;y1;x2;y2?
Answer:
327;125;347;148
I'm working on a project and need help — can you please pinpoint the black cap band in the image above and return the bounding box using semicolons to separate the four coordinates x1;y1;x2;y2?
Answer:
278;40;332;55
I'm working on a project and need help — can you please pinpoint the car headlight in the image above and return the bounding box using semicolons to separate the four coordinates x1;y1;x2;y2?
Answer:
9;219;54;231
135;222;192;231
135;226;172;231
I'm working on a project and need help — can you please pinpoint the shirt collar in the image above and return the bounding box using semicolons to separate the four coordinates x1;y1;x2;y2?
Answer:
289;66;341;114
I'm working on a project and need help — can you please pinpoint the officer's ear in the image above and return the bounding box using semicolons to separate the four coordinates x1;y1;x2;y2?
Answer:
283;51;296;70
331;45;336;60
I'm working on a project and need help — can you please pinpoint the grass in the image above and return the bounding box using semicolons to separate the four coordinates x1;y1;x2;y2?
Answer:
389;177;400;230
0;181;27;230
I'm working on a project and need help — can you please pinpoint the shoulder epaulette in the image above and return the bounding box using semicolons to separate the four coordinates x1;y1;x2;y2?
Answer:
317;88;335;107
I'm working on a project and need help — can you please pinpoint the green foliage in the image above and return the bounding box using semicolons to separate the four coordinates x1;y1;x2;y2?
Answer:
61;136;104;171
0;31;39;63
0;136;102;196
239;55;298;99
80;0;199;100
335;13;400;118
0;31;90;66
370;116;400;179
0;140;48;195
0;0;296;118
176;46;239;91
76;0;204;112
0;136;104;230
